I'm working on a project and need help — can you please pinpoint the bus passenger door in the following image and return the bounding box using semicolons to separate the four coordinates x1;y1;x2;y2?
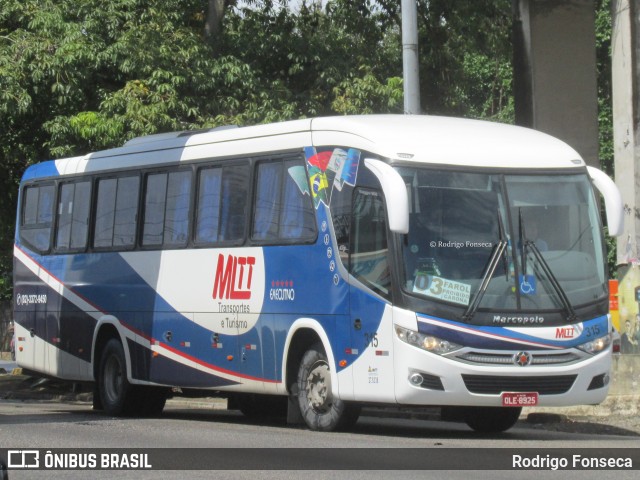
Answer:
348;189;395;403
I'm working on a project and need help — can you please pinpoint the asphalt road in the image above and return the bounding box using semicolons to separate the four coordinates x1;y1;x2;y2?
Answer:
1;400;639;480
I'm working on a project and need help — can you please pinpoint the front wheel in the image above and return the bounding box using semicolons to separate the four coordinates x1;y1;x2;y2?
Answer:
296;343;360;431
463;406;522;433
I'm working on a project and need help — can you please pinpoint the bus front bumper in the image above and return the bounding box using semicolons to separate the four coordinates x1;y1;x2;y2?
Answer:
393;336;612;408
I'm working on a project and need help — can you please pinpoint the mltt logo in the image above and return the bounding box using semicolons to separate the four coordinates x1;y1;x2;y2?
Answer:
212;254;256;300
555;327;575;339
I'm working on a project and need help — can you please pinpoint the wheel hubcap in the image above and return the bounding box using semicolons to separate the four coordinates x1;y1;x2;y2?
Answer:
306;360;332;414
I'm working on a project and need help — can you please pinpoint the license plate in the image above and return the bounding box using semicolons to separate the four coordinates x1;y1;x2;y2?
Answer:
501;392;538;407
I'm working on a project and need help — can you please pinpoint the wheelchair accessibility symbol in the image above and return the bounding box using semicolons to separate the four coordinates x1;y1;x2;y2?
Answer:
519;275;537;295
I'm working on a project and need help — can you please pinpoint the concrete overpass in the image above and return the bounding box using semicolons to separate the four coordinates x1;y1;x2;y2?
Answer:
513;0;600;168
513;1;632;266
513;1;639;343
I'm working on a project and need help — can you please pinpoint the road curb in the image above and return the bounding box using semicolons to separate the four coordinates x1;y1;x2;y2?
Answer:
524;394;640;419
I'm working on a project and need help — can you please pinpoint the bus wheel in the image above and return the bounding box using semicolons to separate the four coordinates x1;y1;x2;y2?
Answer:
463;406;522;433
98;338;135;416
296;343;360;431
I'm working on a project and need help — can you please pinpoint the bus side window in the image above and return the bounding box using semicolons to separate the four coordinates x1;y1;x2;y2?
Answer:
221;164;249;242
195;167;222;244
21;184;55;253
95;176;139;249
164;170;192;247
252;158;316;243
142;173;168;247
195;163;248;245
253;161;282;241
142;170;192;248
350;189;390;297
281;160;316;239
55;181;91;251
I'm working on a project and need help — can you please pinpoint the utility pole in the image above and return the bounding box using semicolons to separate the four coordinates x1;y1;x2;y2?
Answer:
402;0;421;114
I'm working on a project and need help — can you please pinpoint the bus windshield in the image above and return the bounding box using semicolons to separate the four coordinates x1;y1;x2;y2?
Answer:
398;167;606;316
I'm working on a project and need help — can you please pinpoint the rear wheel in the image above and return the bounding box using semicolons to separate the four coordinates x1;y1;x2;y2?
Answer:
98;339;167;417
463;406;522;433
296;343;360;431
98;338;134;416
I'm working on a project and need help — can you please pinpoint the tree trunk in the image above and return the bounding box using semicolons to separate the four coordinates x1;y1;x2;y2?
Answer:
205;0;229;51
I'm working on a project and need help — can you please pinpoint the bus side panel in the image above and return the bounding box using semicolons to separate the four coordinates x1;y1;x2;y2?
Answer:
13;248;94;381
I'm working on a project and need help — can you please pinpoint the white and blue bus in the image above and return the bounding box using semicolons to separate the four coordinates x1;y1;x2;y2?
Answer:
14;115;623;432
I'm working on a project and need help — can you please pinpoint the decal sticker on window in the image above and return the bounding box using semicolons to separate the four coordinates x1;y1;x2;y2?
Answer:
413;274;471;306
304;147;361;209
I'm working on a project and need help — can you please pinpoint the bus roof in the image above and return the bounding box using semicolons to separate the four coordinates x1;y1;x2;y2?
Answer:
26;115;585;180
309;115;584;169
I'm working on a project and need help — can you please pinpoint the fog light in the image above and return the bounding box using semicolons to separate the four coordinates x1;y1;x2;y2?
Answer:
409;373;424;386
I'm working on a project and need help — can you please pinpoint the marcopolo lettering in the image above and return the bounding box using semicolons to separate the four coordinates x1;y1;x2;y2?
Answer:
493;315;545;325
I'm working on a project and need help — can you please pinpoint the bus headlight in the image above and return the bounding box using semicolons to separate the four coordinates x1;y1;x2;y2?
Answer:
395;326;462;355
577;333;612;355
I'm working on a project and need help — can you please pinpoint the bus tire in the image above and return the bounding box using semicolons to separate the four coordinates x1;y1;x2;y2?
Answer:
296;343;360;431
463;406;522;433
98;338;136;416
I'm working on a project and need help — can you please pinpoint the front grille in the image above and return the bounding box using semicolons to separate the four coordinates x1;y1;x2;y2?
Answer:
455;351;581;366
462;374;577;395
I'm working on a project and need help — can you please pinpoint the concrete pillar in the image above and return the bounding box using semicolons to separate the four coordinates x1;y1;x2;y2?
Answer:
513;0;599;167
612;0;640;266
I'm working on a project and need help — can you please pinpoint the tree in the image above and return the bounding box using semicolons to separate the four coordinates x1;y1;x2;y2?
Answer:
0;0;556;298
0;0;406;300
205;0;233;49
595;0;616;275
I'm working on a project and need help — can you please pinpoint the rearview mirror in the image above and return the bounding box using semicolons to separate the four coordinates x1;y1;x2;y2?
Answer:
587;166;624;236
364;159;409;234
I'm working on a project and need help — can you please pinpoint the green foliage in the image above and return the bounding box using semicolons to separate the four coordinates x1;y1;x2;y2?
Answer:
0;0;613;296
595;0;616;276
332;71;403;114
596;0;613;176
416;0;514;121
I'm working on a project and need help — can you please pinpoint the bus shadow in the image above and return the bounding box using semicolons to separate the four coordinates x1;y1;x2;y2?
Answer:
103;406;640;440
158;406;640;440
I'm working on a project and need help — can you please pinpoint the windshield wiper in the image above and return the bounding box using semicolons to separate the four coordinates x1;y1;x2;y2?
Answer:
462;211;508;322
519;209;577;323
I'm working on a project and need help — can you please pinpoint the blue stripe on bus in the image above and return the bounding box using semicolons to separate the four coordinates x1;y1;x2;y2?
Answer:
416;312;609;350
21;160;60;181
126;339;240;388
14;250;274;383
14;227;374;384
